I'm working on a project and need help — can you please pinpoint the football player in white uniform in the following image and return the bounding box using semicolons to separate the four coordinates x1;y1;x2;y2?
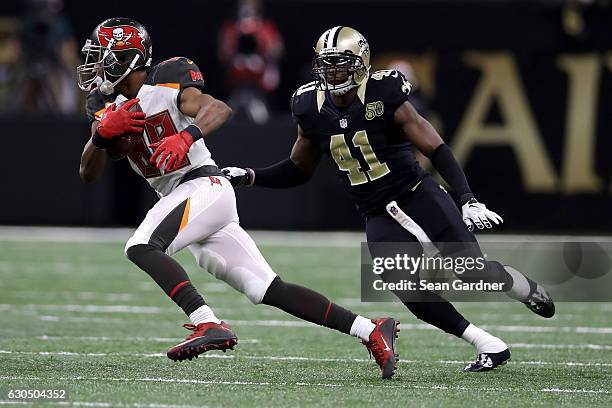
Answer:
77;18;399;379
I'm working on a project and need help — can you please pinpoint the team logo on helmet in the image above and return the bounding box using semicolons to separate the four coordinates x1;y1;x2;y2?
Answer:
97;25;145;53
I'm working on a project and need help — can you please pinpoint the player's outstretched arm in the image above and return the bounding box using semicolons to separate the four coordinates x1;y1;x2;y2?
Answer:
395;101;503;230
222;126;321;188
149;88;232;172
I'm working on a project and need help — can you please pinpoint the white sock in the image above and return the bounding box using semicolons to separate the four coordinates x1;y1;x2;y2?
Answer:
189;305;221;325
504;265;532;301
349;315;376;342
461;324;507;353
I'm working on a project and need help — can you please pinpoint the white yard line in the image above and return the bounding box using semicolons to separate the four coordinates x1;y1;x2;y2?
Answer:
1;226;611;246
24;311;612;335
0;375;609;394
1;350;610;368
35;335;259;344
231;319;612;335
509;343;612;350
34;335;609;351
0;304;162;314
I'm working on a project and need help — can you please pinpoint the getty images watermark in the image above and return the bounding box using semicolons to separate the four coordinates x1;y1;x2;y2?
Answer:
361;240;612;302
371;252;507;292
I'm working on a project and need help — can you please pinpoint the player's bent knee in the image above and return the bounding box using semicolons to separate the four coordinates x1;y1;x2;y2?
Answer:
125;244;154;263
191;246;276;304
242;271;276;304
124;235;149;256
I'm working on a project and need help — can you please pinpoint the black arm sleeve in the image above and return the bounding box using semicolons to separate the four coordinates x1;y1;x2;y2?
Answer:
253;158;311;188
430;144;474;205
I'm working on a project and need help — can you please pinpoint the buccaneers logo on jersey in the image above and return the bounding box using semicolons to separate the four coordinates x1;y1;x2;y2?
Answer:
98;25;146;53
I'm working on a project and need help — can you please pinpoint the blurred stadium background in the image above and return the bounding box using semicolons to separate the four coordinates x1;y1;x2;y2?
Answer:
1;1;612;407
0;0;610;232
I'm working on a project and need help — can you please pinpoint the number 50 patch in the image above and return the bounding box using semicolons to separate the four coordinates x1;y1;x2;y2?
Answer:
365;101;384;120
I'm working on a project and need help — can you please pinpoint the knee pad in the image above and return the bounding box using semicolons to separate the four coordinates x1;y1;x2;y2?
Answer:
191;246;275;304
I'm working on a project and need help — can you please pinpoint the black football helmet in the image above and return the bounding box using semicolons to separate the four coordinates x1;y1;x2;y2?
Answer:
77;17;152;95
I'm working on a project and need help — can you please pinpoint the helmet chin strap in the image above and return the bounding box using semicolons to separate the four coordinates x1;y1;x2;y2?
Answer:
99;54;141;95
328;79;358;96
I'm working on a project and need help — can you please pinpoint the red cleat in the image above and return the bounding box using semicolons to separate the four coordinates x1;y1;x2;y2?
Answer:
362;318;400;379
167;321;238;362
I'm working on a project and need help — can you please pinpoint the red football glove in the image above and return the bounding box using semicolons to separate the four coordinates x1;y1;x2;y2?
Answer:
96;98;146;139
149;130;194;172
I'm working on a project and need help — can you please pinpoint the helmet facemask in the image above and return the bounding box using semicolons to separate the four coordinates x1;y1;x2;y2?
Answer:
77;39;141;95
313;52;366;96
76;18;152;95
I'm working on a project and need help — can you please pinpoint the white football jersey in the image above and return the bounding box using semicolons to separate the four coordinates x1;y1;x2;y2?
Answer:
88;57;217;197
114;84;216;196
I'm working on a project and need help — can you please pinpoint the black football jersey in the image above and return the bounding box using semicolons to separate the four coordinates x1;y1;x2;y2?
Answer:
291;70;427;216
85;56;205;125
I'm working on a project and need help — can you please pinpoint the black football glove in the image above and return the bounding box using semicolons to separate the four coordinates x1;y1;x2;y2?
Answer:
221;167;254;187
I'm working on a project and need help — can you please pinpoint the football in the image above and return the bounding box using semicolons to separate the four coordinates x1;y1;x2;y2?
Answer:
106;101;145;161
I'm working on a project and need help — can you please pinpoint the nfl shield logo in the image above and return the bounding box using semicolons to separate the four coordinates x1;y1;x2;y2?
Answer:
339;118;348;128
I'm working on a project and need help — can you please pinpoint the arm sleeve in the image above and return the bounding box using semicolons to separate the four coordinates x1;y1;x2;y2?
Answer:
252;158;311;188
430;144;475;205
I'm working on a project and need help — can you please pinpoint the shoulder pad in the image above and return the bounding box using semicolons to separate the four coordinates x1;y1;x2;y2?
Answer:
369;70;412;109
291;81;317;115
147;57;205;91
85;89;114;124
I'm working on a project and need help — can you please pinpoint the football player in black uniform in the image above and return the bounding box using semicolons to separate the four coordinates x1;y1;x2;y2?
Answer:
223;26;555;372
77;19;400;379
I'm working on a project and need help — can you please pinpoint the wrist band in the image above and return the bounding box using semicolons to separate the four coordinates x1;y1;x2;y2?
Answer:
92;131;111;149
183;124;203;142
459;193;476;206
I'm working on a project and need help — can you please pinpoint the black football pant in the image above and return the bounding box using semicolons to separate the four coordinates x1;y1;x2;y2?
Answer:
366;175;511;338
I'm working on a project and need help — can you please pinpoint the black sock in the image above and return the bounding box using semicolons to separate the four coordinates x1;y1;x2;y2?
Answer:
398;289;470;337
262;277;356;335
126;244;206;316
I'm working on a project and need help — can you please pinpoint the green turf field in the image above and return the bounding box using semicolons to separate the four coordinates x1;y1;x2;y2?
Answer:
1;235;611;407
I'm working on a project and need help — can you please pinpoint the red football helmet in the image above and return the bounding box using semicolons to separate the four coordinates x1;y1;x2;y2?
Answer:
77;17;152;95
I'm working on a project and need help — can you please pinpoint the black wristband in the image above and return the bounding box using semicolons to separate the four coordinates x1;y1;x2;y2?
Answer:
459;193;476;206
430;144;473;205
253;158;311;188
183;124;203;143
91;131;111;149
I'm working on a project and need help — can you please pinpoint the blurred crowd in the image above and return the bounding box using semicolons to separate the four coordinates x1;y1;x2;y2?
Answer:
0;0;79;115
0;0;285;121
0;0;606;118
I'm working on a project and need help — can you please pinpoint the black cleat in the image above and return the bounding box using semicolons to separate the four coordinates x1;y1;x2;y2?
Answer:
464;349;511;372
167;321;238;362
524;281;555;318
505;265;555;318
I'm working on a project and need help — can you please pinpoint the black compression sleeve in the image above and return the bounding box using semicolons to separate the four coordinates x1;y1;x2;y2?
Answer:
430;144;474;205
252;158;310;188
